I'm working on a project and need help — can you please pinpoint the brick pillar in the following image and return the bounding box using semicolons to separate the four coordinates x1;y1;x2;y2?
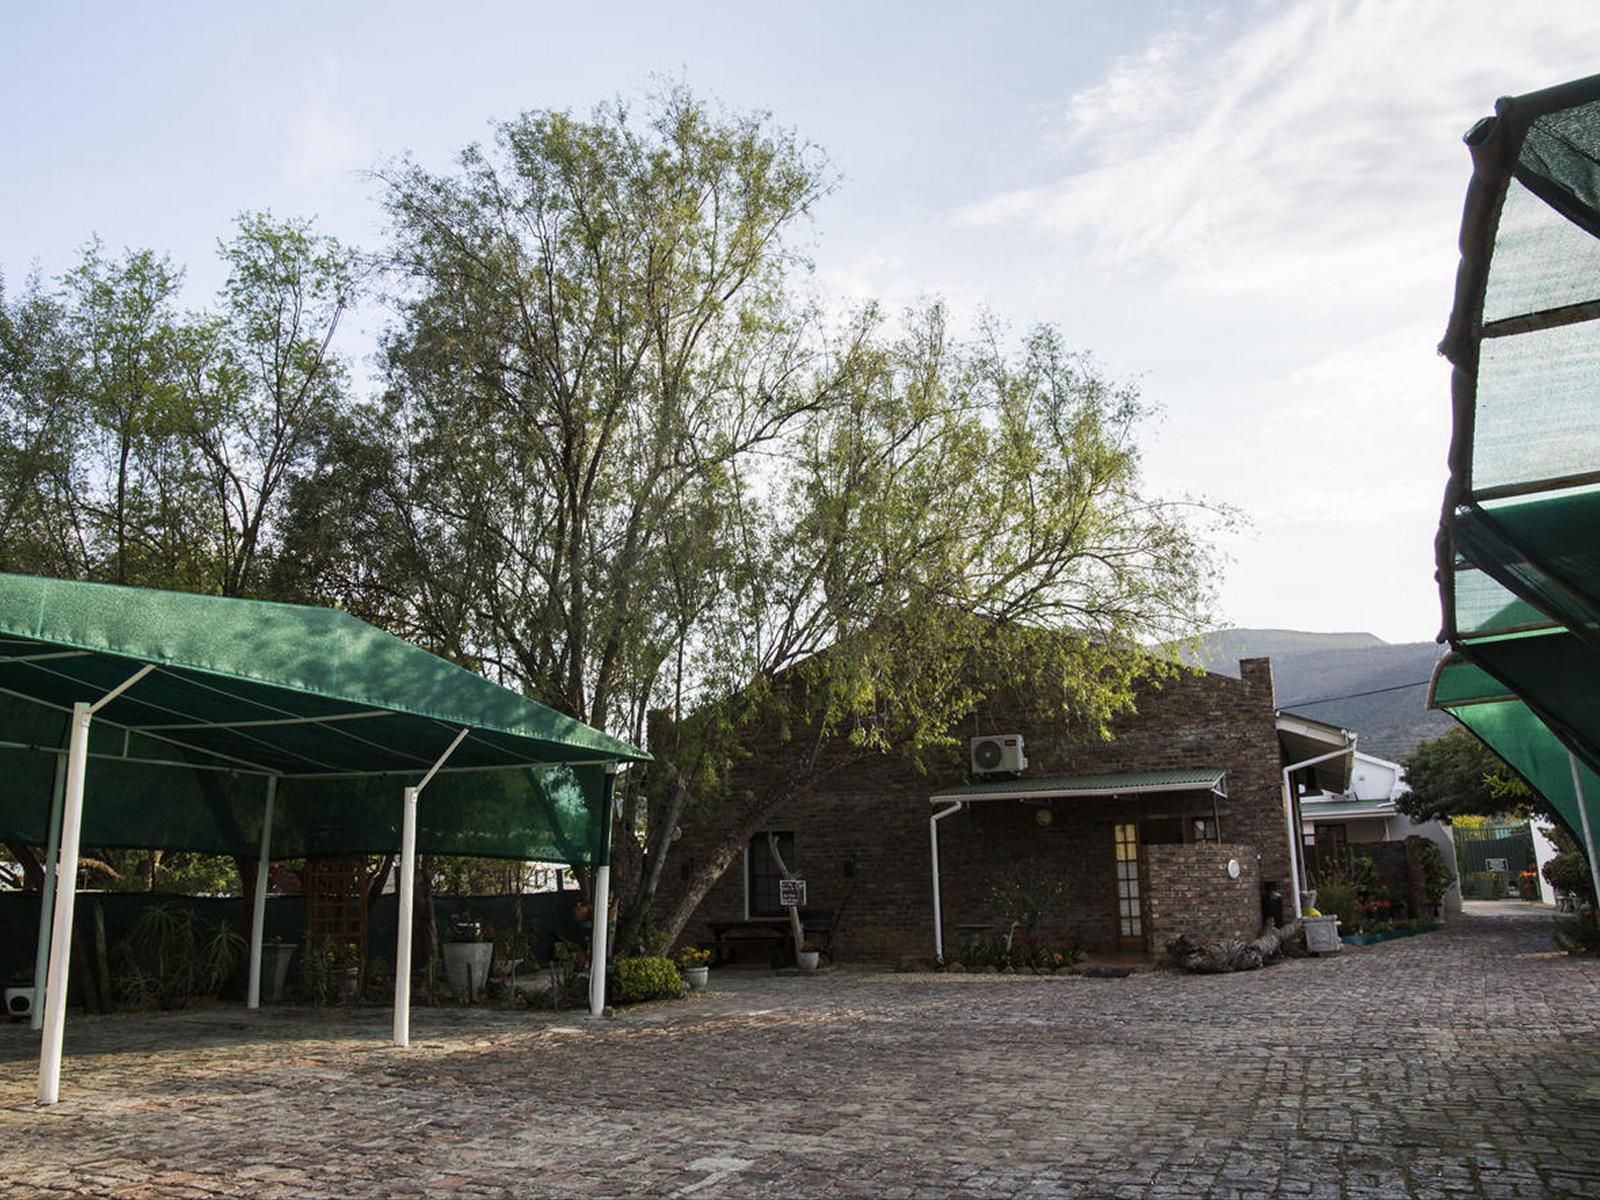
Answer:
1239;657;1275;707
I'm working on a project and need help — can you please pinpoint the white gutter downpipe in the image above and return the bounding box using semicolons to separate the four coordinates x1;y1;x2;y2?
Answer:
588;764;620;1018
38;664;154;1105
1567;752;1600;911
30;749;67;1031
246;776;278;1009
393;727;470;1048
929;803;964;963
1280;737;1356;920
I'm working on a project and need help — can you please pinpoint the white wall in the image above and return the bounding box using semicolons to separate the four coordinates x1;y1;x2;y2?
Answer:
1349;752;1403;803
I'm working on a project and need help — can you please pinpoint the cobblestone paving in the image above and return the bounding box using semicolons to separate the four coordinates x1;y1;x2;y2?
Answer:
3;904;1598;1198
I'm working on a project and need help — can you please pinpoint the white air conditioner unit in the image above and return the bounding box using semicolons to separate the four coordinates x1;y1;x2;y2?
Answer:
971;734;1027;775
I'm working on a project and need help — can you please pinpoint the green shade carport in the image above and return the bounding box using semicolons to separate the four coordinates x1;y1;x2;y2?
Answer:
0;572;648;1103
1432;73;1600;903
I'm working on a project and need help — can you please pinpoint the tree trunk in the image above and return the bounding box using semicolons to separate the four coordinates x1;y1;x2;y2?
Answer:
614;779;686;955
652;832;754;946
767;832;805;959
5;841;43;892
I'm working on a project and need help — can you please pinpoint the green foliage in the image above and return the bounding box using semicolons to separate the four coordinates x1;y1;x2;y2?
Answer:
300;937;361;1007
1543;823;1594;905
987;860;1071;934
1307;848;1377;893
675;945;712;969
493;926;532;963
1400;728;1545;824
1418;840;1456;908
1314;883;1358;932
113;902;243;1010
951;934;1082;973
615;955;684;1004
0;214;357;597
94;850;240;895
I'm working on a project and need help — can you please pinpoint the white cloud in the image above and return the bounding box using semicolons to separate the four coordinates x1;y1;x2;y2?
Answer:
942;0;1599;639
277;57;373;193
958;0;1599;294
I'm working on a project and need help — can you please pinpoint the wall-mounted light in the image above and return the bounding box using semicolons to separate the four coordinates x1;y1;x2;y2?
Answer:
1035;808;1054;828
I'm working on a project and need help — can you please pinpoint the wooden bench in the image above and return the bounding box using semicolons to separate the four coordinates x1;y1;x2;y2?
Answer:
708;910;835;966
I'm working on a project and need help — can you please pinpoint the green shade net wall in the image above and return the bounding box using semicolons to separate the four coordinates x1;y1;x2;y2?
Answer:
1433;73;1600;837
0;573;645;864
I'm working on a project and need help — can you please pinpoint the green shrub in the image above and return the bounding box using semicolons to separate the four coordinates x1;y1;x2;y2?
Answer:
114;902;243;1010
615;955;683;1003
1543;833;1595;905
1417;840;1456;908
1316;883;1358;932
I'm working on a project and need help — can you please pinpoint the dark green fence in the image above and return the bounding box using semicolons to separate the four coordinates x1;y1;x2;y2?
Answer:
1;889;581;1001
1453;824;1536;898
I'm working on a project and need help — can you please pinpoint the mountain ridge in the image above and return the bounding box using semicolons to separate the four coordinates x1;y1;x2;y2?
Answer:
1184;628;1452;762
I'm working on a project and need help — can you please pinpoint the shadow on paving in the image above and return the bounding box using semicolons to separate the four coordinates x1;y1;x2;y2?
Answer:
3;906;1598;1199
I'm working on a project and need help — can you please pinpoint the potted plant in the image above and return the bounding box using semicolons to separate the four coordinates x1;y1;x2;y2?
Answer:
442;917;493;1002
328;940;362;1002
796;941;821;971
5;965;35;1020
260;936;298;1003
493;927;532;995
676;946;712;990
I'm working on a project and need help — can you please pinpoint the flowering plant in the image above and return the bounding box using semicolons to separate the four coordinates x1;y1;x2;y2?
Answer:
675;946;712;969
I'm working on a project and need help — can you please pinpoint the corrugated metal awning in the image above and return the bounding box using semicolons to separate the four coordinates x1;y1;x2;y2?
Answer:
929;767;1225;804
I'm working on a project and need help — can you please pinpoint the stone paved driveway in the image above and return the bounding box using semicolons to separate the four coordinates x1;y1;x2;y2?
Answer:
3;904;1598;1198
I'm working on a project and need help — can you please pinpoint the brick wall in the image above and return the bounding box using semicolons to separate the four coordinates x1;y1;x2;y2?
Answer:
1144;843;1262;947
662;656;1288;962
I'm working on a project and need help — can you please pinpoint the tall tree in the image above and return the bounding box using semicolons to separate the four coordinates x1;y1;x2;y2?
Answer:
0;271;79;577
1400;727;1544;824
177;213;360;597
648;305;1226;940
376;88;831;717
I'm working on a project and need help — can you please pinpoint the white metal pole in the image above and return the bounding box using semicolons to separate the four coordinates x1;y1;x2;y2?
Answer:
587;864;611;1015
246;777;278;1009
37;702;92;1106
1568;752;1600;910
391;728;470;1048
393;785;419;1048
929;803;962;963
31;750;67;1031
588;764;619;1017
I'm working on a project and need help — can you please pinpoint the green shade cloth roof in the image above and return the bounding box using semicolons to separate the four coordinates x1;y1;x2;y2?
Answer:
930;768;1224;803
1430;655;1599;841
0;573;647;862
1433;73;1600;838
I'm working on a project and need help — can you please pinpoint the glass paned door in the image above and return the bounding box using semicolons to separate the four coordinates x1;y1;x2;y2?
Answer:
1114;822;1143;943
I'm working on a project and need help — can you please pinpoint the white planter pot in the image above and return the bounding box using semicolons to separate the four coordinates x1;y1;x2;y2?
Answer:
1303;915;1342;954
796;950;820;971
261;943;297;1003
5;985;35;1020
443;942;494;1001
682;965;709;991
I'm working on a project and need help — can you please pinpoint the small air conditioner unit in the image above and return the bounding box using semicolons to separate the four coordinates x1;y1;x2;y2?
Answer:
970;734;1027;775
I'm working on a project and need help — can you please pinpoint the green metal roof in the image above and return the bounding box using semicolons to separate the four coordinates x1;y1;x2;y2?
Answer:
0;572;647;862
930;768;1224;803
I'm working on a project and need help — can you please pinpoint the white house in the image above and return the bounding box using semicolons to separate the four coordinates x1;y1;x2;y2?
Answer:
1296;746;1465;914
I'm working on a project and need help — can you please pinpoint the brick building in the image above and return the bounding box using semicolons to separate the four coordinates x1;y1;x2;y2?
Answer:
666;657;1291;963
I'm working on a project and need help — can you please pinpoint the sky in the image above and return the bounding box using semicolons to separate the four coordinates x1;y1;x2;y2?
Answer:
3;0;1597;645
